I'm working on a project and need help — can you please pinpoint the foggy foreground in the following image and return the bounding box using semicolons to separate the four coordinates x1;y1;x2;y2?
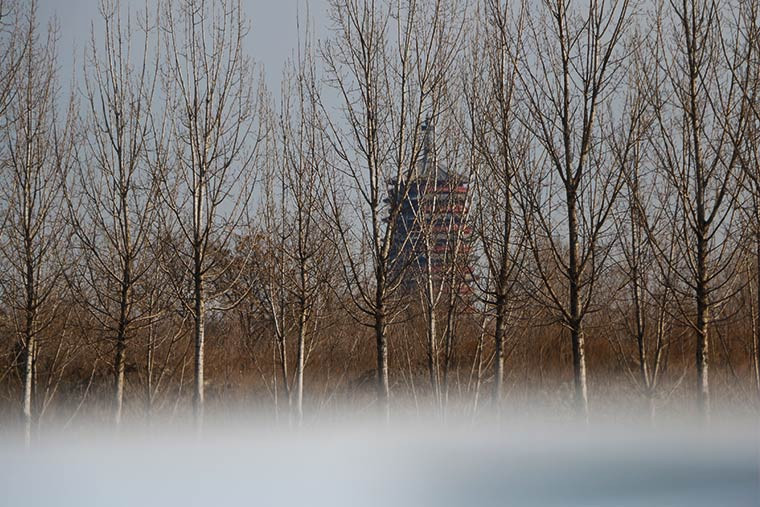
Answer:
1;412;758;507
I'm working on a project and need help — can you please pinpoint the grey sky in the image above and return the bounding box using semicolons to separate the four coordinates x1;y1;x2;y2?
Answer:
38;0;331;90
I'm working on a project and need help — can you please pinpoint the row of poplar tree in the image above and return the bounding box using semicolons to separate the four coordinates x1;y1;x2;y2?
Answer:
1;0;760;445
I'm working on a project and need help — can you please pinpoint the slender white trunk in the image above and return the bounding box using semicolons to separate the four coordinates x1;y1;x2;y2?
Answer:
567;188;589;421
113;336;126;427
442;302;455;414
375;301;390;422
493;299;507;417
426;303;439;409
22;335;34;447
193;272;205;431
145;328;154;425
295;303;306;425
755;233;760;398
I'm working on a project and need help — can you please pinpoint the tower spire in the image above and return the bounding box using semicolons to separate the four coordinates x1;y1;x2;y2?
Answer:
420;114;435;177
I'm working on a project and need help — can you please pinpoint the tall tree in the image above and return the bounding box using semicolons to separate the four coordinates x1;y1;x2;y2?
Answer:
735;0;760;401
321;0;462;419
609;33;676;421
160;0;262;428
467;0;528;413
648;0;751;420
0;1;74;445
67;0;162;427
517;0;633;419
277;26;334;424
252;36;335;423
412;113;473;413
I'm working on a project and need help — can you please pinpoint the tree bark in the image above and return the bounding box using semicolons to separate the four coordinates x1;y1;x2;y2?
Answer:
22;143;37;446
442;300;456;413
695;235;710;421
492;293;507;415
567;188;589;420
22;333;34;447
426;303;439;407
375;297;390;422
295;297;307;425
145;328;154;425
114;262;131;427
113;333;126;427
755;231;760;397
193;268;205;430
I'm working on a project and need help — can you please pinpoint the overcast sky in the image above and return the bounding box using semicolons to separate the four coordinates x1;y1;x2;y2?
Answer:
37;0;331;90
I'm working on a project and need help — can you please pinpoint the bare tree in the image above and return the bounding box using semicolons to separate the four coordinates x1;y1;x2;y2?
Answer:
66;0;162;427
648;0;751;420
159;0;261;428
735;0;760;401
402;30;469;413
254;154;294;416
609;37;679;421
275;25;334;423
250;40;334;423
467;0;529;414
0;1;74;445
321;0;462;419
412;112;473;413
516;0;633;419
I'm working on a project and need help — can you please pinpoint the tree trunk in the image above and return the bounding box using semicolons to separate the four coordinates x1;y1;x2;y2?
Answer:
23;243;36;446
755;230;760;398
193;269;205;431
567;188;588;421
492;294;507;416
567;189;589;421
146;329;154;425
113;333;126;427
375;303;390;422
295;301;306;425
695;236;710;421
426;304;439;408
22;334;34;447
471;320;485;417
442;301;455;413
275;328;290;408
570;323;589;421
114;272;129;428
631;202;650;389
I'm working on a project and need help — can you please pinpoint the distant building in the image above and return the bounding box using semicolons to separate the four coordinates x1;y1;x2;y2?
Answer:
386;119;473;294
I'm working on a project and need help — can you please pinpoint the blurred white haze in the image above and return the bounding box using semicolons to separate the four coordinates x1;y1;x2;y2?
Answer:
2;408;758;507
